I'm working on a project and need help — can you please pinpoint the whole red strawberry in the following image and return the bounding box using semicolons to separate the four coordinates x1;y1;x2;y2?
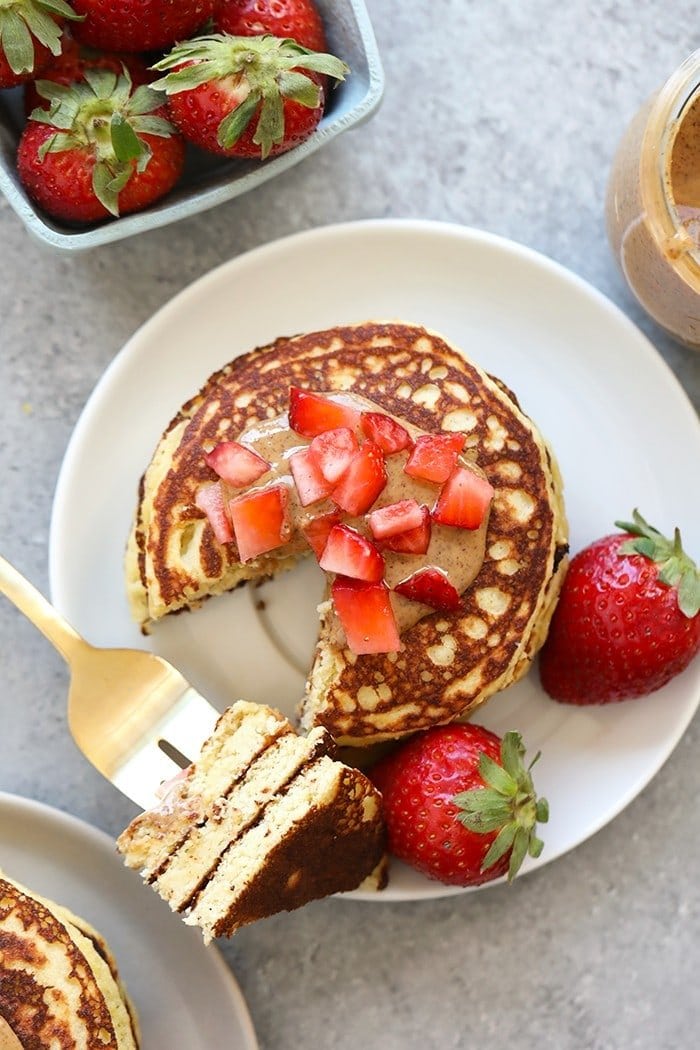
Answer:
24;34;151;114
370;724;548;887
0;0;81;87
214;0;327;52
151;33;348;159
17;69;185;222
539;510;700;704
71;0;215;53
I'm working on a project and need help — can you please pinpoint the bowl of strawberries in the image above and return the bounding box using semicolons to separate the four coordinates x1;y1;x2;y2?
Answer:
0;0;384;249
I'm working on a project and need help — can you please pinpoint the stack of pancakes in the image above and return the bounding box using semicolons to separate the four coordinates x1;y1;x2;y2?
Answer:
0;873;138;1048
116;701;386;941
126;321;568;746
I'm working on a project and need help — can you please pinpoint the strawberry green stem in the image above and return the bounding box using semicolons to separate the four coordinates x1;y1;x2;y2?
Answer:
615;508;700;618
453;731;548;881
151;33;348;159
30;68;176;215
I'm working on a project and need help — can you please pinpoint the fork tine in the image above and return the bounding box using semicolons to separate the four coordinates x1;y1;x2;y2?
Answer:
112;743;188;812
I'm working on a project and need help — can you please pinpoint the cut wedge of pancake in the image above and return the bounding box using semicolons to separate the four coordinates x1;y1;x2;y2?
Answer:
126;322;568;745
0;874;138;1049
116;701;386;942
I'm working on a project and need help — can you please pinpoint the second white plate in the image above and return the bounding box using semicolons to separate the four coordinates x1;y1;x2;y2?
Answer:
0;792;258;1048
49;219;700;901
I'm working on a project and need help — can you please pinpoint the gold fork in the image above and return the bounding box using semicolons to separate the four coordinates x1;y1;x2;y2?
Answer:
0;555;220;810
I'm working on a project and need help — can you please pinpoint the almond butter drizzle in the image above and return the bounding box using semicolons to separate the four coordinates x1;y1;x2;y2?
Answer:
213;392;491;635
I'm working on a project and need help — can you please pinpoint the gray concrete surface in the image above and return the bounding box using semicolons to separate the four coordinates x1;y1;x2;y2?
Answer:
1;2;699;1048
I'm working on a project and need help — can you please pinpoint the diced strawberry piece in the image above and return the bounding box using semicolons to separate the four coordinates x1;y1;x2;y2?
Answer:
319;524;385;582
331;576;401;655
404;433;466;484
309;427;359;483
288;387;362;438
204;441;270;487
302;511;341;559
394;567;462;612
228;484;291;562
289;446;333;507
195;482;233;544
380;505;432;555
432;467;494;530
360;412;413;454
368;499;425;541
331;442;387;515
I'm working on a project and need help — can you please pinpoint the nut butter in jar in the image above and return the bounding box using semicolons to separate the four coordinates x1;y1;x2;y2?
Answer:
606;51;700;348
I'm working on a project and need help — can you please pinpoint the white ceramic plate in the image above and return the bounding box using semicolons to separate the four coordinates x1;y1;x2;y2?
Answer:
49;219;700;901
0;792;258;1048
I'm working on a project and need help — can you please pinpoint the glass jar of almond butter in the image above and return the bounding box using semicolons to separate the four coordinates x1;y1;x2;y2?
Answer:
606;51;700;348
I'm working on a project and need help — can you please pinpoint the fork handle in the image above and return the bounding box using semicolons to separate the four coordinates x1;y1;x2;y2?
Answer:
0;555;84;665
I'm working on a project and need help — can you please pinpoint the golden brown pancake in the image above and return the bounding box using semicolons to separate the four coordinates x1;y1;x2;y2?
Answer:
126;322;568;745
116;701;386;941
0;874;139;1049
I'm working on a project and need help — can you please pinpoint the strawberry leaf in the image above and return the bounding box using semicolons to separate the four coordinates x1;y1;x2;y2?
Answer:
619;535;657;560
508;827;530;880
83;66;118;100
253;91;284;158
150;61;223;94
34;0;83;19
528;832;545;859
283;49;348;80
217;91;260;148
135;142;153;174
501;729;527;780
678;568;700;619
16;4;62;56
277;70;321;108
480;822;517;870
454;790;514;833
0;8;35;74
110;112;145;163
129;115;175;138
128;84;169;116
29;81;80;127
33;77;71;101
477;753;517;797
92;161;130;217
37;129;77;159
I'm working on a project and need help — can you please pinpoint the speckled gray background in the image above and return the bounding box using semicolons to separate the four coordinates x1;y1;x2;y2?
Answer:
1;2;699;1048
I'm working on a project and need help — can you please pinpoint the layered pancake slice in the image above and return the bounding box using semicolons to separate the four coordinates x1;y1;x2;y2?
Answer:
126;322;568;745
0;874;139;1049
116;701;386;942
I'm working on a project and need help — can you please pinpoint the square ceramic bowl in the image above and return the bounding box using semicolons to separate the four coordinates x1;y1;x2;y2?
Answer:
0;0;384;250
